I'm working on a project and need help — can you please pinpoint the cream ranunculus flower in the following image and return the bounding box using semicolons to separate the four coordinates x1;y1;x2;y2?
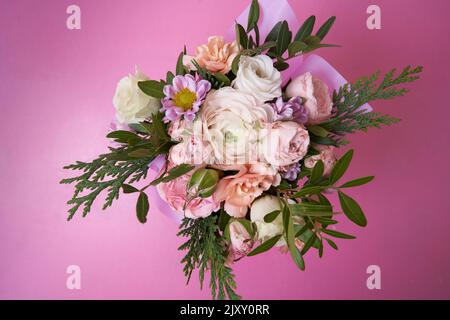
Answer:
113;67;160;124
250;195;286;246
200;87;273;165
233;55;282;104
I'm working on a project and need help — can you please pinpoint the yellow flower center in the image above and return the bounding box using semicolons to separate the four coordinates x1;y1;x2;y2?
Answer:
174;88;197;111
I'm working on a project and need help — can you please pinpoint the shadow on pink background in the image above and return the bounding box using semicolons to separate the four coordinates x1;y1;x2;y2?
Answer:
0;0;449;299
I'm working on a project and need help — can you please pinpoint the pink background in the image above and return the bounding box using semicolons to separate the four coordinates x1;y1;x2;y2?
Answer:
1;0;449;299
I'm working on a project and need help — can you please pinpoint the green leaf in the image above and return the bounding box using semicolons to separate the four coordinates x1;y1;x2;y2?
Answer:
276;20;291;56
291;186;326;198
283;205;305;270
122;184;139;194
150;164;195;186
325;238;338;250
218;207;231;232
307;125;329;137
288;41;308;57
213;72;231;87
322;229;356;239
300;233;317;255
310;160;324;184
247;234;282;256
166;71;175;84
340;176;374;188
289;203;332;217
273;60;289;71
235;23;248;49
107;130;142;145
136;192;149;224
265;21;282;43
295;223;309;238
264;210;281;223
231;54;241;75
338;191;367;227
294;15;316;41
316;16;336;40
138;80;165;99
128;148;153;159
176;51;185;75
246;0;260;32
187;168;219;198
329;149;354;184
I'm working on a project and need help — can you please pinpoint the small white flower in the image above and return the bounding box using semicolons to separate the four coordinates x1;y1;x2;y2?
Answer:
250;195;286;246
113;67;160;124
233;55;282;104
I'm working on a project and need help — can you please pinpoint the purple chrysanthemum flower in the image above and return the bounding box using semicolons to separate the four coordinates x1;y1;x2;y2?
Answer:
161;74;211;122
280;163;301;181
271;96;308;124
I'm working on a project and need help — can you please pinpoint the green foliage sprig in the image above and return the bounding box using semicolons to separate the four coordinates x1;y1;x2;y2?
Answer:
234;0;338;72
318;66;423;144
178;216;241;300
60;112;179;223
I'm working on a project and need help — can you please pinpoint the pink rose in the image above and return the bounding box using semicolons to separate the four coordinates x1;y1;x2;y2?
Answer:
183;36;241;74
156;164;220;219
214;164;281;218
168;137;213;166
304;145;337;176
259;121;310;166
227;220;254;263
285;72;333;124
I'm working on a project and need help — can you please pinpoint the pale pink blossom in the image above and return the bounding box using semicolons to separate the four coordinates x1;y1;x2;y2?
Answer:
259;121;310;167
286;72;333;124
214;164;281;218
156;165;220;219
304;145;337;176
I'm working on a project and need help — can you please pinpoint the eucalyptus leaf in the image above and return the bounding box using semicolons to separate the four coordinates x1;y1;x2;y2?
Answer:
338;191;367;227
283;205;305;270
329;149;354;184
273;60;289;71
310;160;324;184
176;51;185;75
339;176;374;188
294;15;316;41
246;0;260;32
325;238;338;250
235;23;248;49
288;41;308;57
150;164;195;186
322;229;356;239
265;21;282;43
187;168;219;198
138;80;165;99
122;184;139;194
247;234;282;256
136;192;149;224
231;54;241;75
264;210;281;223
291;186;326;198
316;16;336;40
276;20;291;56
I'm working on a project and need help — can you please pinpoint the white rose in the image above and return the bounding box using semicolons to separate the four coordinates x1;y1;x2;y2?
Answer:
200;87;273;165
113;67;160;124
233;55;282;104
250;195;302;247
250;195;286;247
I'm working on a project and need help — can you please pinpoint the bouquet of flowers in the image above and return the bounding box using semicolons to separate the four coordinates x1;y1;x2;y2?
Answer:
61;0;422;300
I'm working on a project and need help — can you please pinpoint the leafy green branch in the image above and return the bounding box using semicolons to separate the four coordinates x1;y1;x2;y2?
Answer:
60;112;176;223
178;216;241;300
317;66;423;142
